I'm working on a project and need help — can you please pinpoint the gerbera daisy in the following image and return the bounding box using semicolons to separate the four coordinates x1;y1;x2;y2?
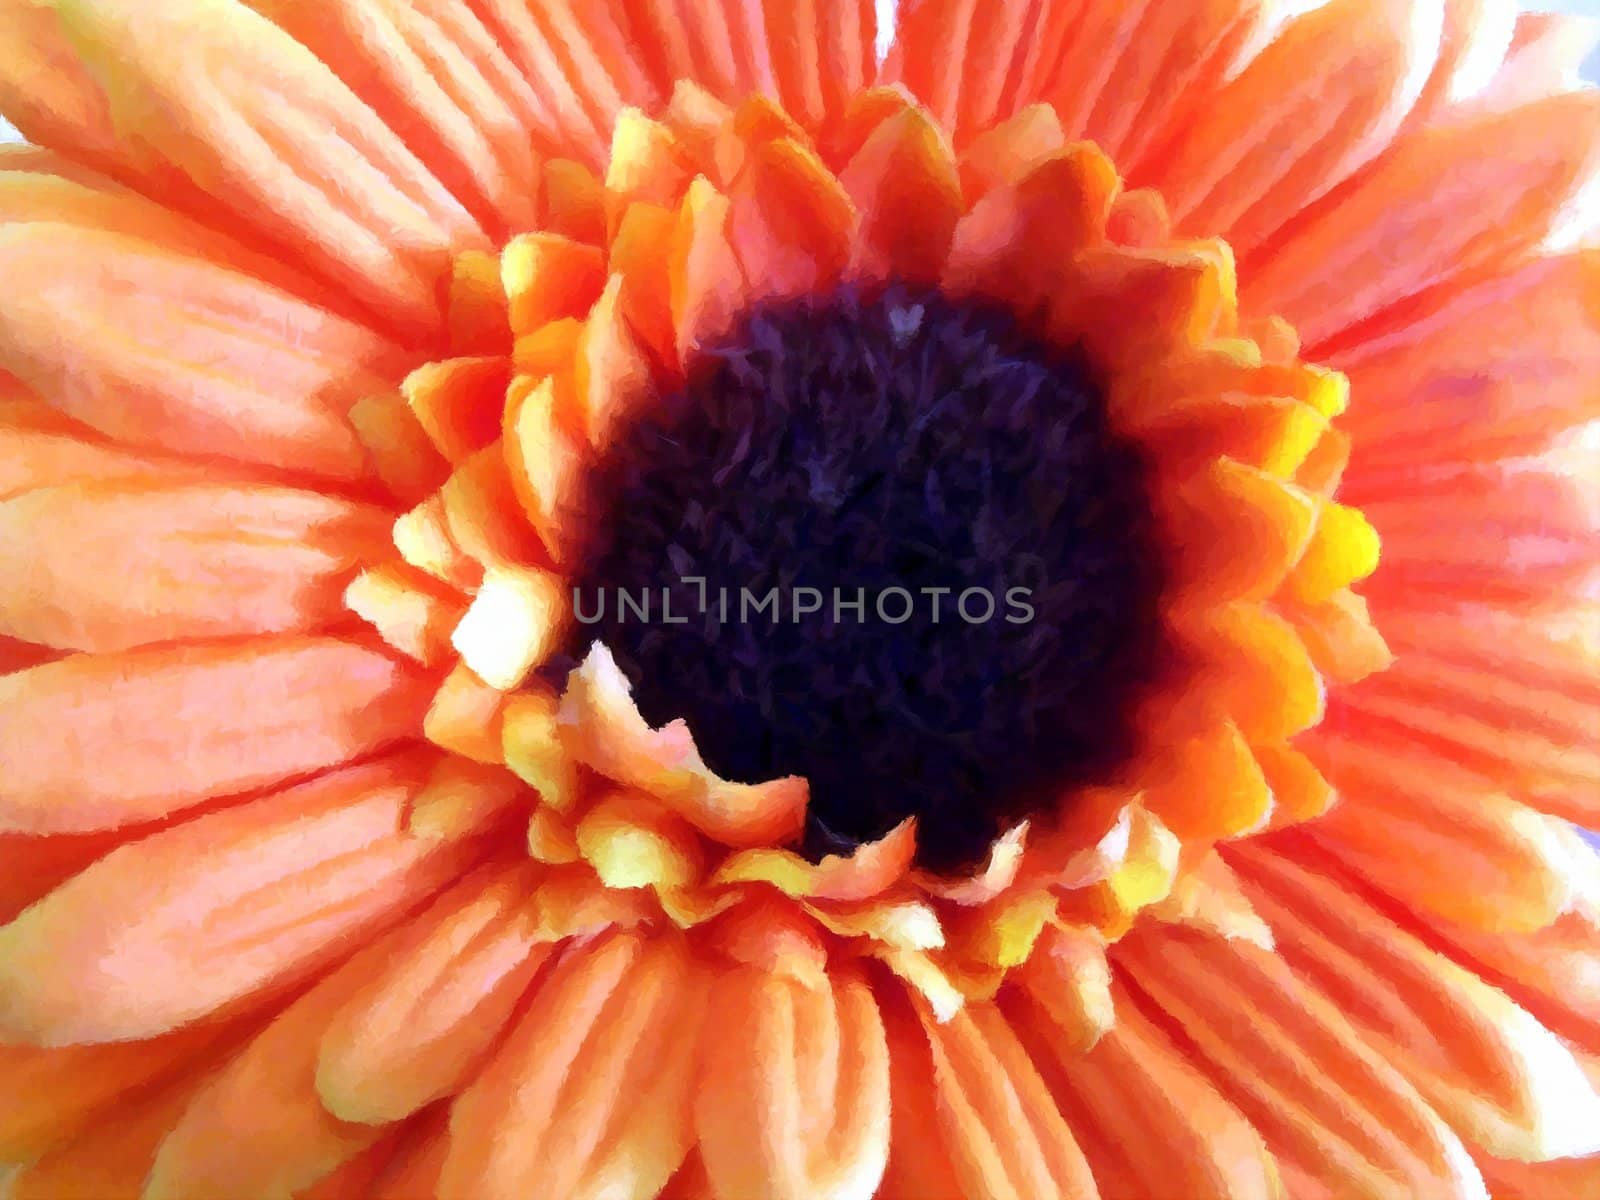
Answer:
0;0;1598;1195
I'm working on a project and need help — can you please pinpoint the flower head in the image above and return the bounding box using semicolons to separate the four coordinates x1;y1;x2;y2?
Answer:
0;0;1598;1197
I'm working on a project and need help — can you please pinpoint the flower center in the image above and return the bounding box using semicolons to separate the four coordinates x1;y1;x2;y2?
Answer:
565;285;1165;871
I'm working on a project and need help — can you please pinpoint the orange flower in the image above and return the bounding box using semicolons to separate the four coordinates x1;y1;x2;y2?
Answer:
1;0;1599;1197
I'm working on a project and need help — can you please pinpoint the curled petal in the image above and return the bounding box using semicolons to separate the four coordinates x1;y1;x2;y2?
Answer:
558;643;807;847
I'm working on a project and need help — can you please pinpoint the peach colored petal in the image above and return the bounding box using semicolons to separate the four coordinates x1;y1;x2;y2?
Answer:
1245;91;1600;348
0;638;430;834
1011;981;1278;1200
0;393;209;502
1012;925;1114;1056
0;225;403;483
49;0;485;336
5;1069;210;1200
698;963;890;1200
888;994;1097;1200
1471;11;1600;115
1406;0;1517;126
243;0;543;236
558;642;808;848
469;0;660;169
143;935;404;1200
1147;0;1443;253
1355;466;1599;611
715;818;917;904
0;1020;246;1163
1234;842;1600;1161
0;828;123;926
1303;727;1583;934
438;930;703;1200
316;862;552;1125
0;482;392;653
1118;927;1488;1198
1333;252;1600;466
0;753;489;1044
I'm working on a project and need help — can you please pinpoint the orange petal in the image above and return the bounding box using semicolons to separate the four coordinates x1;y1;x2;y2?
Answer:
1010;980;1279;1200
558;643;807;847
0;482;391;653
956;104;1067;200
0;225;401;482
403;356;512;465
1117;926;1488;1198
1147;0;1443;252
728;136;858;298
450;564;569;690
439;440;552;568
1333;251;1600;465
0;754;487;1044
424;660;510;765
1283;587;1396;687
5;1068;212;1200
715;818;917;903
1078;0;1276;172
1245;90;1600;348
697;963;890;1200
0;392;206;502
1172;603;1326;744
1233;841;1600;1161
761;0;875;132
502;232;608;340
0;638;430;834
243;0;543;236
0;1020;245;1163
840;104;963;283
345;561;468;667
316;863;553;1125
943;145;1118;313
143;933;406;1200
1302;725;1584;934
670;176;747;363
447;247;512;356
1162;458;1318;605
52;0;485;336
1011;925;1115;1056
438;930;703;1200
884;993;1097;1200
1141;718;1274;840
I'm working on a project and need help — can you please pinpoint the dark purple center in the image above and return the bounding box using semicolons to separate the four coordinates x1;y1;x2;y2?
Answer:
561;285;1164;871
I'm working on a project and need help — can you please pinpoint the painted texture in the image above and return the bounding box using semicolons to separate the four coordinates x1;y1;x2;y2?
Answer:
0;2;1597;1199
